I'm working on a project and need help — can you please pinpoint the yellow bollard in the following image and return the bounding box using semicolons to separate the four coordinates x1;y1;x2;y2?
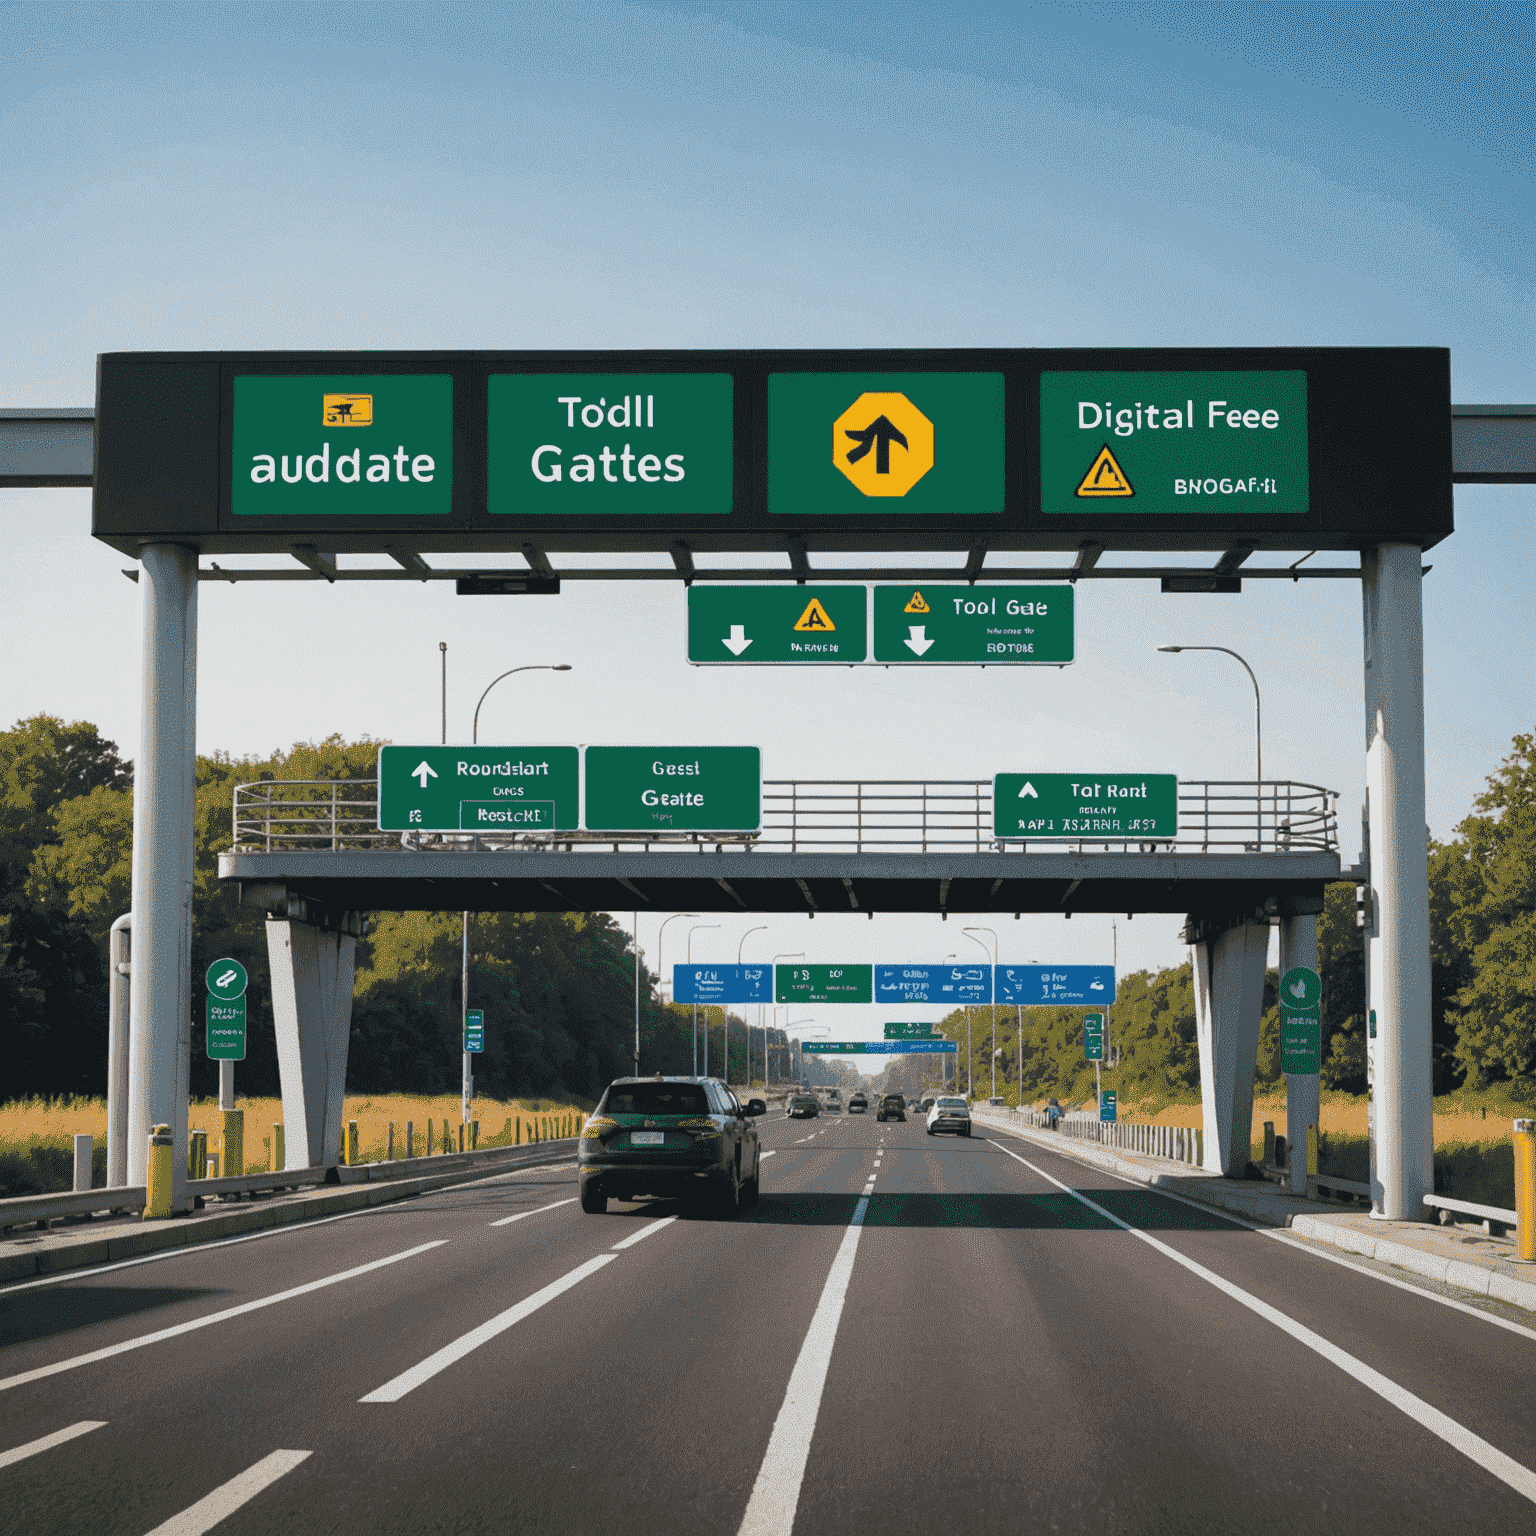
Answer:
405;1120;414;1158
1262;1121;1275;1167
515;1117;521;1145
272;1123;285;1173
1307;1123;1319;1177
1515;1120;1535;1265
144;1124;174;1220
471;1120;479;1150
345;1120;359;1166
222;1110;244;1179
188;1130;207;1181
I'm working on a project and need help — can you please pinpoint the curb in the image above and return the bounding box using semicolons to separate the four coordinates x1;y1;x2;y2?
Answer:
0;1141;578;1287
971;1111;1536;1316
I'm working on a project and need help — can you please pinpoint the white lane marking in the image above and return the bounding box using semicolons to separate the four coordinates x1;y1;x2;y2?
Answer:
0;1419;106;1469
986;1123;1536;1345
737;1194;869;1536
360;1254;616;1402
0;1242;445;1395
489;1197;577;1227
0;1158;578;1297
610;1215;679;1251
760;1150;777;1159
994;1142;1536;1506
142;1449;312;1535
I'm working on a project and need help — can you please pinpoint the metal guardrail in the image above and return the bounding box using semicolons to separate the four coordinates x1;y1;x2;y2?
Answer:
231;777;1338;856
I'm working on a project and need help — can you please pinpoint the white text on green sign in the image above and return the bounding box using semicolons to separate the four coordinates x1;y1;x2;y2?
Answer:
993;773;1178;840
871;585;1073;665
377;746;579;833
583;746;761;833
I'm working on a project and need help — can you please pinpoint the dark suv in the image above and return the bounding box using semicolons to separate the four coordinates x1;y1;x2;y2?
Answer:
875;1093;906;1123
579;1076;765;1216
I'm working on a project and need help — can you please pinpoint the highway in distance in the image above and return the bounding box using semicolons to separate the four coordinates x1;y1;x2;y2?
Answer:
3;1110;1534;1533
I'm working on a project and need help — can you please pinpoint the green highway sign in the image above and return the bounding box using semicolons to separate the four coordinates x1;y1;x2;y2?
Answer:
687;585;868;664
1279;965;1322;1075
803;1040;957;1054
776;964;874;1004
583;746;761;833
231;374;454;520
994;773;1178;840
768;372;1005;517
1099;1090;1118;1123
1040;370;1309;517
464;1008;485;1054
884;1021;940;1039
1084;1011;1106;1063
871;584;1073;665
205;959;248;1063
488;373;734;517
377;746;579;834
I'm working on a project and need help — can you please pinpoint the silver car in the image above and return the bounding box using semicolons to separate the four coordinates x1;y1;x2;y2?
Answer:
926;1095;972;1137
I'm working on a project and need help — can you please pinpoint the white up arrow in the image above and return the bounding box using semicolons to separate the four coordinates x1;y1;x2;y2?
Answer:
722;624;753;656
1018;781;1038;798
903;625;935;656
411;760;439;788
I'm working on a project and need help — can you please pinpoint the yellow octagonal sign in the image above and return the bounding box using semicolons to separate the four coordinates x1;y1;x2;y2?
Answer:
833;392;934;497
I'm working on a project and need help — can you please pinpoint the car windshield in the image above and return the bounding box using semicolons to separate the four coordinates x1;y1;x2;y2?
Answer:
601;1083;710;1116
937;1098;968;1109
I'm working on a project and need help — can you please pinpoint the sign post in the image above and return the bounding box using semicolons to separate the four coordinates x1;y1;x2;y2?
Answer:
205;959;248;1062
1100;1089;1118;1124
464;1008;485;1054
1279;966;1322;1075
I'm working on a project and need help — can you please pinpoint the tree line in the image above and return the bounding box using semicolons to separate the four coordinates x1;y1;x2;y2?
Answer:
2;718;1531;1105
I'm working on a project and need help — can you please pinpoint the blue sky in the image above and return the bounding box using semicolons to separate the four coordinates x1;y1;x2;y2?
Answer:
2;1;1531;1010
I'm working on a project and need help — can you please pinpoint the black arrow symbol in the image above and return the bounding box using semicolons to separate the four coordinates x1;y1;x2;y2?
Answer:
845;415;908;474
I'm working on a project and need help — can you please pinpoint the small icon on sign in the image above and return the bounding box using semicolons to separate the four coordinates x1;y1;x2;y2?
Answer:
793;598;836;632
1289;977;1307;999
845;415;908;474
722;624;753;655
323;394;373;427
411;760;439;788
904;591;930;614
1018;782;1039;799
903;625;934;656
1090;980;1105;991
215;968;239;992
832;392;934;497
1074;444;1133;498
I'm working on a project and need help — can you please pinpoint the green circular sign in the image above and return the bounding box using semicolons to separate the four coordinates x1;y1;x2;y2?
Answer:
1280;966;1320;1011
206;957;248;1001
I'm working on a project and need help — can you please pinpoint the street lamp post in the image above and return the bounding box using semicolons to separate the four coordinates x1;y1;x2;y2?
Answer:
653;913;699;1075
1158;644;1263;846
772;952;803;1089
461;662;572;1126
965;927;998;1100
736;925;767;1089
688;923;720;1075
943;952;967;1095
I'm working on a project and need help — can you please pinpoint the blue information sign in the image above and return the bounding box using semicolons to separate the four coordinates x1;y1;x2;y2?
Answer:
672;964;773;1004
1100;1090;1118;1123
995;965;1116;1005
874;964;992;1004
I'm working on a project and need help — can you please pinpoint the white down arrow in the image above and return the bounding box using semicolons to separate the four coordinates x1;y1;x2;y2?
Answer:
722;625;753;656
903;625;935;657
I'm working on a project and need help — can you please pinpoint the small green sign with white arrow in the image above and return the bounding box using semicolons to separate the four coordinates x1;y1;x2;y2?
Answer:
377;745;579;833
993;773;1178;840
872;585;1074;665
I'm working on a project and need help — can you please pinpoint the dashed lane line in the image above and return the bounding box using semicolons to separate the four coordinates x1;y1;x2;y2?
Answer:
0;1419;106;1469
991;1141;1536;1507
0;1242;446;1395
737;1192;870;1536
610;1216;678;1251
142;1449;312;1536
488;1197;577;1227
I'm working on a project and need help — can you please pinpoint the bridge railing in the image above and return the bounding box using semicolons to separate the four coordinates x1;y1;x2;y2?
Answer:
231;778;1338;855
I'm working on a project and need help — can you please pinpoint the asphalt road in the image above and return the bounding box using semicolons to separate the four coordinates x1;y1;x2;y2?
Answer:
3;1108;1535;1534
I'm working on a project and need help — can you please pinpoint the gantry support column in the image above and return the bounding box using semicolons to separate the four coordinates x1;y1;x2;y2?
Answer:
1189;915;1271;1177
266;908;360;1171
1362;543;1434;1219
125;545;198;1209
1280;912;1320;1196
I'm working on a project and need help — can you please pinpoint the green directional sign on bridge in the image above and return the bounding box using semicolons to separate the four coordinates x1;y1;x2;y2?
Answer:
872;585;1074;665
884;1021;940;1039
378;746;580;833
583;746;761;833
993;773;1178;840
776;964;873;1004
687;585;868;664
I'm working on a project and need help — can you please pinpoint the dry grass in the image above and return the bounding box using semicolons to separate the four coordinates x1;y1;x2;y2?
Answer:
0;1092;590;1180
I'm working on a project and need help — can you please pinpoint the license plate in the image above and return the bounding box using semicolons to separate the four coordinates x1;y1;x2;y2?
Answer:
630;1130;664;1146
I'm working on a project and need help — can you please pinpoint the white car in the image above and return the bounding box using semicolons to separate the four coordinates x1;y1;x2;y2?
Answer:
926;1096;972;1137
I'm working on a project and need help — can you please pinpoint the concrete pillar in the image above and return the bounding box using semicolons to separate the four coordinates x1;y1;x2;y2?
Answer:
1281;913;1321;1195
1362;544;1434;1219
107;913;132;1187
1192;920;1270;1176
266;917;357;1170
126;545;198;1211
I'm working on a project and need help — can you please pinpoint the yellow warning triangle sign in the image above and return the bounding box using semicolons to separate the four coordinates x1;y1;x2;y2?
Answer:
793;597;836;631
903;590;930;614
1075;444;1134;498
